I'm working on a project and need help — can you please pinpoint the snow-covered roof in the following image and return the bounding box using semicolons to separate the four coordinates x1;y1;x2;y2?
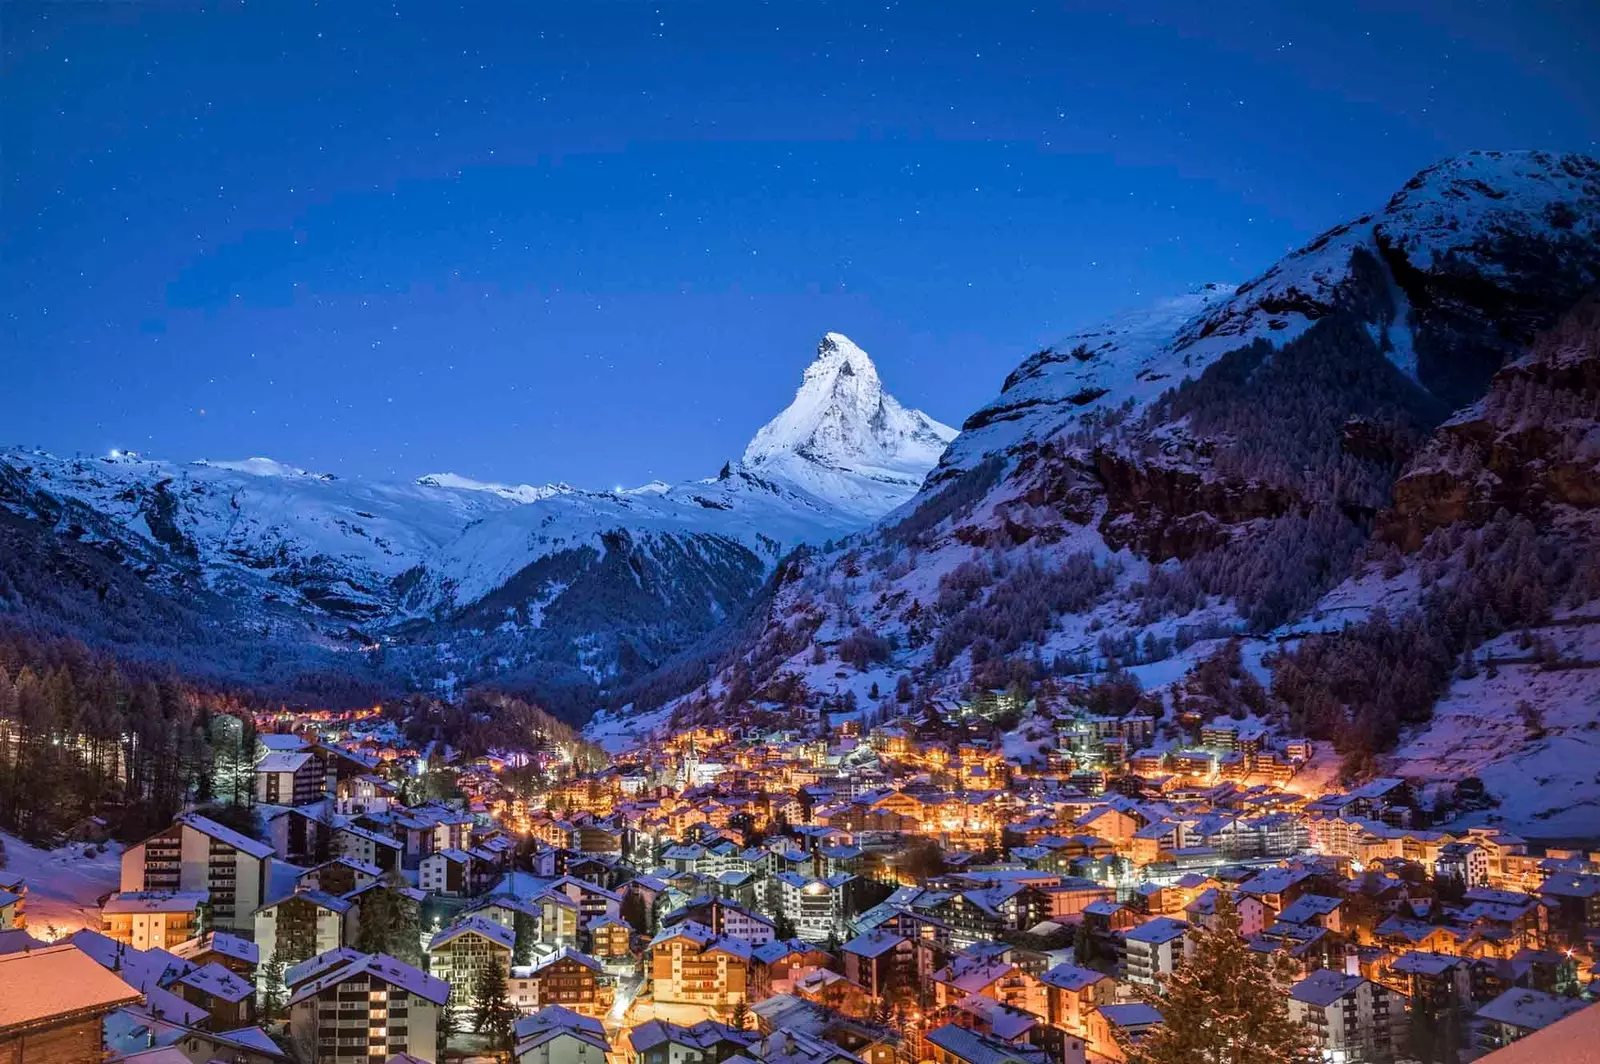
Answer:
1289;970;1365;1008
1476;987;1590;1032
428;915;514;953
0;945;141;1031
255;751;314;773
288;951;448;1007
174;813;274;860
102;890;209;914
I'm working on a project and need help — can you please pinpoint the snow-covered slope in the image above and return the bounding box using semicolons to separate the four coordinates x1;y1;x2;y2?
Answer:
607;152;1600;828
0;333;951;696
743;332;957;519
940;150;1600;481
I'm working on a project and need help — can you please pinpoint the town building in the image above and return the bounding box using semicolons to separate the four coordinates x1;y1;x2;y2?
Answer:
119;813;273;934
287;950;449;1063
100;890;208;950
1287;969;1404;1064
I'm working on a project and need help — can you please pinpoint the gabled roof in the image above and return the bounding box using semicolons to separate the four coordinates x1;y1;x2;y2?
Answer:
335;822;403;850
0;945;141;1033
1039;962;1108;992
103;890;209;914
176;961;254;1003
173;813;274;860
841;930;906;959
285;947;363;988
925;1023;1048;1064
255;750;315;773
428;915;514;953
259;888;352;914
519;947;603;976
1476;987;1589;1031
1289;970;1365;1007
171;931;259;967
1096;1002;1164;1028
288;951;448;1007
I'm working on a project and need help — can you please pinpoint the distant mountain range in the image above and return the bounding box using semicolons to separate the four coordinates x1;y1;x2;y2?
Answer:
0;334;954;703
598;150;1600;835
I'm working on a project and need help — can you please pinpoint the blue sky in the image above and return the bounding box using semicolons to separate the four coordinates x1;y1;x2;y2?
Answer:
4;1;1597;486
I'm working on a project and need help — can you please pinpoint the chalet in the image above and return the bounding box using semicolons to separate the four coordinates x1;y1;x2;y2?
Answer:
171;930;259;979
508;948;604;1015
0;945;141;1064
513;1004;611;1064
174;960;256;1028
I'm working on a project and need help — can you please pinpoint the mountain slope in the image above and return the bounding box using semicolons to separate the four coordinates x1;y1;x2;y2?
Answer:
0;334;950;703
613;152;1600;833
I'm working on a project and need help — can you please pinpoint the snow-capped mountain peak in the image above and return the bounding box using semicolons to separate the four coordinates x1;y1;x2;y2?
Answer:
741;333;957;517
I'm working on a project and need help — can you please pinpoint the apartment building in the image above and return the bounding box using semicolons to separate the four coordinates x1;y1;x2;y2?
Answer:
427;916;514;1011
773;872;853;943
255;890;357;972
647;920;752;1009
120;813;273;934
1288;970;1404;1064
99;890;208;950
1123;917;1188;987
288;951;448;1063
254;749;329;806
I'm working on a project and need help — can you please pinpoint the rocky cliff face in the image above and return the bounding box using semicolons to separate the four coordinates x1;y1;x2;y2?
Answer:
1387;291;1600;548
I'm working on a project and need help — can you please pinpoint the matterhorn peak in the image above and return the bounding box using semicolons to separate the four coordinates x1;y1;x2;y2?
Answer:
741;333;957;520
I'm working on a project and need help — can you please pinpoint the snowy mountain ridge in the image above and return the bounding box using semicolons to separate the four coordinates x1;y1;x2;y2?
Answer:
0;333;951;694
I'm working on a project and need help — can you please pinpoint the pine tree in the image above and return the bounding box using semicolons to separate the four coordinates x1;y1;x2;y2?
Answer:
729;998;749;1031
512;909;537;967
438;992;459;1059
259;958;286;1021
1119;892;1318;1064
471;963;513;1047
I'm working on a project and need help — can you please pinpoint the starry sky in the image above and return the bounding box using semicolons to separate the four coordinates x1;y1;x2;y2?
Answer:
5;2;1598;488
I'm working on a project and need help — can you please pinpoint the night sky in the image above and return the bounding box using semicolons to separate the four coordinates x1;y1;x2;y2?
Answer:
5;2;1598;488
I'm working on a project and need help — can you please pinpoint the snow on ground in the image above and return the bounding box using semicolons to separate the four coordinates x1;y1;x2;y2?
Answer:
0;832;122;937
584;704;675;753
1391;618;1600;839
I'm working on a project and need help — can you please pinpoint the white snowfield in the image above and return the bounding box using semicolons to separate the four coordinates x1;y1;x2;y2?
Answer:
0;833;122;937
1;333;953;625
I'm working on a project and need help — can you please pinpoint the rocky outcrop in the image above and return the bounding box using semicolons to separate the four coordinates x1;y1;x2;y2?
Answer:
1090;449;1294;560
1386;291;1600;548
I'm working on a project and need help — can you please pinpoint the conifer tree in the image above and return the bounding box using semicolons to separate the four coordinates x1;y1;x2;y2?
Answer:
1119;892;1317;1064
512;908;538;966
471;963;514;1047
258;958;286;1021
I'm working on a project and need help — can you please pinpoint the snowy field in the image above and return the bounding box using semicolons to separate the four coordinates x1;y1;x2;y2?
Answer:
0;831;122;937
1391;618;1600;839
